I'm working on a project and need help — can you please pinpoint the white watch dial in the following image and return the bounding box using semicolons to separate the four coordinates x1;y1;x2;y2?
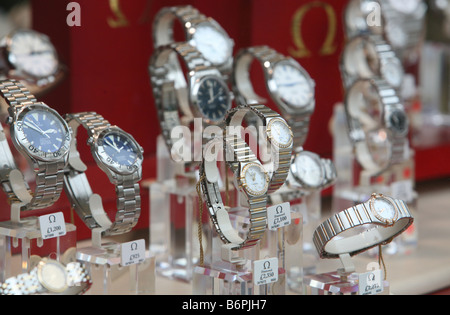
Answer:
9;31;58;78
268;119;292;148
191;24;232;66
273;63;313;108
387;0;421;14
38;260;68;293
294;153;323;188
242;163;268;196
382;60;404;89
371;196;398;224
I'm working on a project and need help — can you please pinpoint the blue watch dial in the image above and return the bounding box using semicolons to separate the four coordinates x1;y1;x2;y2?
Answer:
197;77;230;122
102;132;138;167
22;109;66;153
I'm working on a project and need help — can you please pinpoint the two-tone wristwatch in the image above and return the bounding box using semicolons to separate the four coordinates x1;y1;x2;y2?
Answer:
313;193;414;259
0;79;71;210
0;259;91;295
341;35;404;90
200;136;269;250
232;46;315;149
149;42;232;156
225;104;293;194
0;29;65;99
287;149;337;191
63;112;144;236
152;5;234;78
345;78;409;174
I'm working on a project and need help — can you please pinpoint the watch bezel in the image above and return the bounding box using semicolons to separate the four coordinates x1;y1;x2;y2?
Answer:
369;193;399;226
191;74;232;124
267;59;315;113
12;103;71;162
93;126;144;176
266;117;294;149
37;259;68;293
290;150;325;189
240;162;269;197
5;29;59;80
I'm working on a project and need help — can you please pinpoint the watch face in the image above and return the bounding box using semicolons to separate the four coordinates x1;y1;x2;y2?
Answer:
292;152;324;188
196;76;231;123
267;118;293;148
370;195;398;225
37;260;68;293
387;0;421;14
98;129;143;174
385;22;407;49
15;105;71;160
191;24;232;66
273;62;314;109
8;30;58;78
381;59;404;89
241;163;269;196
388;109;409;135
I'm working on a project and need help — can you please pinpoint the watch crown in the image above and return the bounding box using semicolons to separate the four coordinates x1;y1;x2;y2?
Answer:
87;137;94;145
5;117;13;125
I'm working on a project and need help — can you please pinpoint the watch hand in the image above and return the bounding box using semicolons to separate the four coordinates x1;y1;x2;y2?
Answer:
24;121;50;138
104;139;121;152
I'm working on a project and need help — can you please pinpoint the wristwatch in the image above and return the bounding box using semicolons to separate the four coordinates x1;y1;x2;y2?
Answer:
149;42;232;155
232;46;315;149
0;29;66;99
345;78;409;174
200;136;269;250
287;149;337;191
0;259;91;295
341;35;404;90
64;112;144;236
313;193;414;259
225;104;293;194
0;79;71;210
152;5;234;78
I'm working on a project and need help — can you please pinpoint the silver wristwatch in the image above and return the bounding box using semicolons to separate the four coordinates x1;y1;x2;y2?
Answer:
152;5;234;78
225;104;293;194
232;45;315;149
345;78;409;174
0;259;91;295
63;112;144;236
287;149;337;191
0;79;71;210
341;35;404;90
313;193;414;259
0;29;66;98
200;136;269;250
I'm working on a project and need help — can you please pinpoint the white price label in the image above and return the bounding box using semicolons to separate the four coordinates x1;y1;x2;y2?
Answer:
267;202;291;231
253;257;278;286
39;212;67;240
121;239;146;267
358;269;384;295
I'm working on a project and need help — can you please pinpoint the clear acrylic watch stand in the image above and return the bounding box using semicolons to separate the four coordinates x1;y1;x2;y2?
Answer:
76;228;155;295
0;169;77;283
304;253;389;295
331;104;418;256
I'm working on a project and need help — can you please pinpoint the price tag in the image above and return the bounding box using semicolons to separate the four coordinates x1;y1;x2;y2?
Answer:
121;239;146;267
358;269;384;295
253;257;278;286
267;202;291;231
39;212;67;240
391;180;413;202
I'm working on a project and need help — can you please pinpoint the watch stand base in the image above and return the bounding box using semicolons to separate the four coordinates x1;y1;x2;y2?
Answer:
76;242;155;295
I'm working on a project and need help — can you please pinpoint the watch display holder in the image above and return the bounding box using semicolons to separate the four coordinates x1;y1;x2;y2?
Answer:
304;253;389;295
0;171;76;283
75;229;155;295
192;205;287;295
331;104;418;256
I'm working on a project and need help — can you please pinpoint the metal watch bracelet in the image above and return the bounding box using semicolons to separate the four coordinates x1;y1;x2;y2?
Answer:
0;79;66;210
64;112;141;236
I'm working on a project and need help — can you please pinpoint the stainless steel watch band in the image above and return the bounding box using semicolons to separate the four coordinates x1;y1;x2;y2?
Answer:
313;194;413;259
0;79;66;210
64;112;141;236
200;137;267;250
232;45;314;149
225;104;293;194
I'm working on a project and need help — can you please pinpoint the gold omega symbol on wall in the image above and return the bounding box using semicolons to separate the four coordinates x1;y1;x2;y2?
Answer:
288;1;338;58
